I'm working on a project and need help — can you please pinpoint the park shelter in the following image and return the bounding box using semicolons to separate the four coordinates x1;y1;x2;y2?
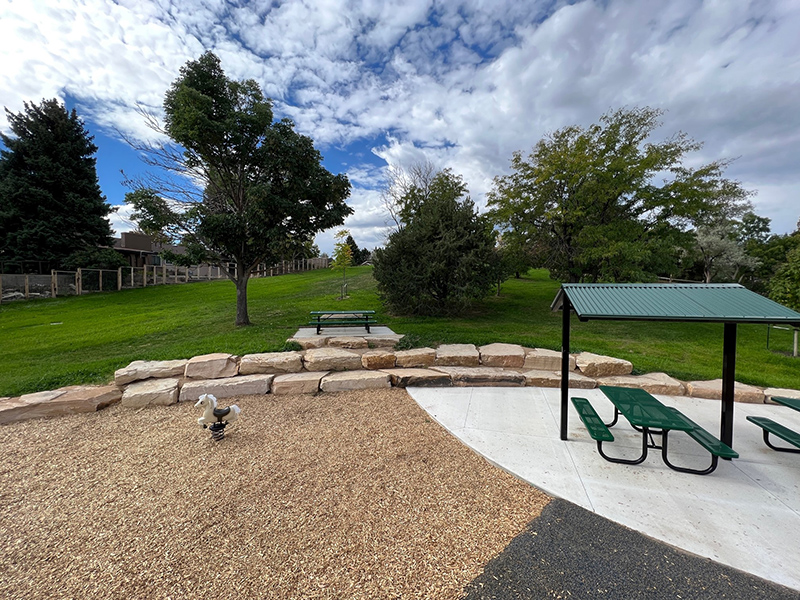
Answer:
551;283;800;449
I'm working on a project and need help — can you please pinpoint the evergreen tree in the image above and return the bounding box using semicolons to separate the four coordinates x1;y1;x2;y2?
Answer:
372;169;496;315
0;99;114;271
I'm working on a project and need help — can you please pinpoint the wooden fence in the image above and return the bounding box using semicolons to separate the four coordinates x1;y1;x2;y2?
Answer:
0;258;330;303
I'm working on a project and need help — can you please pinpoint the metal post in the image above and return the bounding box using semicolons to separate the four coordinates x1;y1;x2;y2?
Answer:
25;274;29;299
794;328;798;358
720;322;737;451
99;270;103;292
162;264;166;284
77;268;82;295
560;294;571;441
130;267;134;288
51;270;56;298
117;267;122;291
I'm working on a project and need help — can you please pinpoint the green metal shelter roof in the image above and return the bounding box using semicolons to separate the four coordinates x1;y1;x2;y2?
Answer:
551;283;800;325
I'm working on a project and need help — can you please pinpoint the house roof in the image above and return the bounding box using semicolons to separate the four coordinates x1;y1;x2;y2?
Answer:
551;283;800;325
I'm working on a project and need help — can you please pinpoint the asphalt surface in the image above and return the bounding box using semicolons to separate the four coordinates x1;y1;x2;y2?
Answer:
462;499;799;600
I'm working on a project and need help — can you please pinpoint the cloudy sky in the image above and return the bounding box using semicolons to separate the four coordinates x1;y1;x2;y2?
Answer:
2;0;799;254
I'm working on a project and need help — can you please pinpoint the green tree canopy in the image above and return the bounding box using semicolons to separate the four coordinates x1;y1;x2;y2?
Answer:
0;99;115;272
372;169;496;315
128;52;352;325
487;107;753;282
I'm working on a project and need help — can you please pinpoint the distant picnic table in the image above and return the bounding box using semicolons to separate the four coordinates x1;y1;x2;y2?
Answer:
309;310;376;334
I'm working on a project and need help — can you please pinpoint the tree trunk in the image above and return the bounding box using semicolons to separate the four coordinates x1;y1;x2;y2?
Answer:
235;270;251;326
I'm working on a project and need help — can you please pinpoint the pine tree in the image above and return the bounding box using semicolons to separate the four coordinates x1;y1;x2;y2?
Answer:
0;99;114;272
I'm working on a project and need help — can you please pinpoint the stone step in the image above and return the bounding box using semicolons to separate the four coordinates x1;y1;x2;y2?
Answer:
1;385;121;424
272;371;328;395
435;344;480;367
361;350;396;370
521;370;596;389
179;374;274;403
431;366;526;387
479;343;525;368
184;353;239;379
395;348;436;368
575;352;633;377
122;378;181;408
686;379;765;404
303;347;363;371
114;359;188;386
596;372;684;396
524;348;576;371
239;351;303;375
320;370;391;392
380;368;453;387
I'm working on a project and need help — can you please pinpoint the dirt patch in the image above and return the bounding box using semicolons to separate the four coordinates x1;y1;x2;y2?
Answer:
0;388;548;599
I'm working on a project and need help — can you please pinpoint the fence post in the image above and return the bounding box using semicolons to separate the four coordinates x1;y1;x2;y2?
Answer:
99;270;103;292
162;264;166;284
794;329;798;358
118;267;122;291
130;267;134;288
0;273;2;304
51;270;56;298
25;274;30;299
77;268;82;295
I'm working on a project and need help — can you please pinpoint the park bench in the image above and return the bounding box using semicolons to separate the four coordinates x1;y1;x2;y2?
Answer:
309;310;376;334
747;396;800;453
571;387;737;474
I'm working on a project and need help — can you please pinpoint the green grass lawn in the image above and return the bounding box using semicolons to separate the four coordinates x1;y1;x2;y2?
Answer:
1;267;798;397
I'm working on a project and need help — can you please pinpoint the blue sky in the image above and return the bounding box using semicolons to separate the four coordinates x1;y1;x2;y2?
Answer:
2;0;800;254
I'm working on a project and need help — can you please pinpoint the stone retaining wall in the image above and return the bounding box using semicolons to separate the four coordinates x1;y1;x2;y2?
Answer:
2;339;799;425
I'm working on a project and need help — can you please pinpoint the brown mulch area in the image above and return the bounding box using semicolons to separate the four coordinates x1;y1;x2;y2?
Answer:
0;388;549;599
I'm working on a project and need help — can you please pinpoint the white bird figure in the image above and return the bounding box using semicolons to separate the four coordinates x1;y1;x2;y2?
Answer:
194;394;241;428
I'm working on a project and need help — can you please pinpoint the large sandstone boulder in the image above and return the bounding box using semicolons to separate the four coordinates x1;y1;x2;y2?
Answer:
287;336;327;350
596;372;684;396
184;353;239;379
239;352;303;375
764;387;800;404
114;359;188;386
575;352;633;378
320;371;391;392
272;372;328;395
122;378;180;409
686;379;764;404
328;336;369;349
303;348;362;371
361;350;396;370
179;374;274;402
380;368;452;387
522;370;596;389
435;344;480;367
479;343;525;368
0;385;122;424
395;348;436;368
431;367;525;387
367;335;404;348
524;348;575;371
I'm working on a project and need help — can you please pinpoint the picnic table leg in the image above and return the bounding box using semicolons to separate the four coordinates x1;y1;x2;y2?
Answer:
597;427;649;465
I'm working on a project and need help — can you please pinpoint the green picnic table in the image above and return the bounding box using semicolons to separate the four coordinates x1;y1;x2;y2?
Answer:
308;310;376;334
571;386;738;475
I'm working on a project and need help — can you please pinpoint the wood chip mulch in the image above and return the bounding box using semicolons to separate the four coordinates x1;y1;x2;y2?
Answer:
0;388;549;599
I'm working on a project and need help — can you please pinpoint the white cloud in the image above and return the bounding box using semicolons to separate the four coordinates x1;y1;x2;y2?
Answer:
2;0;799;243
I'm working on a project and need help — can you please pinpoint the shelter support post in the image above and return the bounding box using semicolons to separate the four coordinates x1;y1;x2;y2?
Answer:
560;296;571;440
721;322;737;451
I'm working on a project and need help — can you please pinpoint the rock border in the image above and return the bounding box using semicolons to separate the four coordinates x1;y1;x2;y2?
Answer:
2;340;798;424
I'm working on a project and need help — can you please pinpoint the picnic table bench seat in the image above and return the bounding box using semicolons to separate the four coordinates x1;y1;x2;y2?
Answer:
746;416;800;453
662;407;738;475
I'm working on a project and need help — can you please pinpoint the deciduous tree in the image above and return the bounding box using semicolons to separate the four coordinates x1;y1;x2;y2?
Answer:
127;52;352;325
487;107;753;282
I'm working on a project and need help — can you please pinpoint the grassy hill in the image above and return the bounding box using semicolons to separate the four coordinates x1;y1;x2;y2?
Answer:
0;267;798;397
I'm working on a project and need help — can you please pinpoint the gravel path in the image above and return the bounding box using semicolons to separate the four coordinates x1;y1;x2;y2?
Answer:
462;498;799;599
0;389;548;599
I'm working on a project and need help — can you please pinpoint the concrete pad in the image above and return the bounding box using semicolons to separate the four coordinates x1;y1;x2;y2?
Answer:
239;352;303;375
434;344;480;367
407;385;800;591
319;370;391;392
381;368;452;387
178;374;274;402
272;371;328;395
431;366;526;386
687;379;765;403
291;325;400;339
479;343;525;368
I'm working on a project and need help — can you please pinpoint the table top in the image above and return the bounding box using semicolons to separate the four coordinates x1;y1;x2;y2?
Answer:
599;385;694;431
309;310;375;316
772;396;800;412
